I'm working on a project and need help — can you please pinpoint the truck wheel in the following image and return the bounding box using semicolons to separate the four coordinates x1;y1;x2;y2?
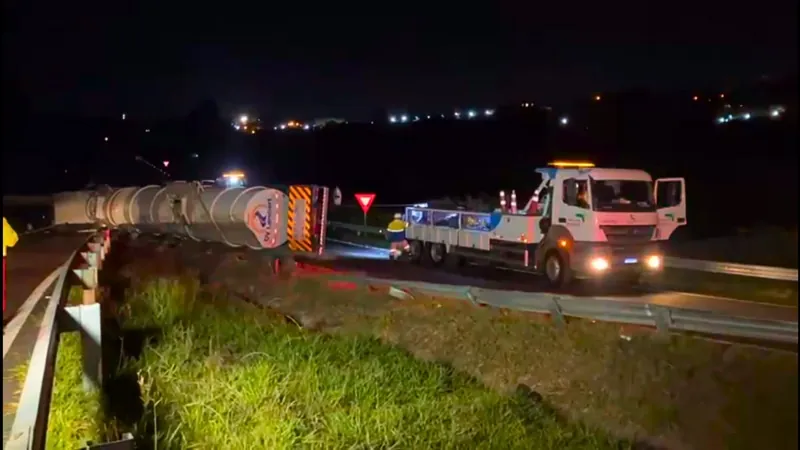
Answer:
408;240;424;263
429;243;446;267
544;250;572;287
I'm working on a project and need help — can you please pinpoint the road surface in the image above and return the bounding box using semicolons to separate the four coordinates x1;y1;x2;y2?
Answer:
319;241;798;323
3;229;89;323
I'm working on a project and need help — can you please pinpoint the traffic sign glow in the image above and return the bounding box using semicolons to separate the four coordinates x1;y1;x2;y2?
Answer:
355;193;376;214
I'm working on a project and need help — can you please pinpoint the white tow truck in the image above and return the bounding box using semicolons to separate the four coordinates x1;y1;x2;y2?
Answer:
402;161;687;287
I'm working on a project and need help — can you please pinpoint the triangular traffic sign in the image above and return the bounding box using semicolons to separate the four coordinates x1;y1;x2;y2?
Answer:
354;193;376;214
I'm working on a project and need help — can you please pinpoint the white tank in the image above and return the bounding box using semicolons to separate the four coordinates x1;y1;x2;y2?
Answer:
54;190;98;225
97;181;291;249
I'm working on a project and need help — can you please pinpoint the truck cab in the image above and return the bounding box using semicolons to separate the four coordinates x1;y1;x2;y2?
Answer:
527;161;686;285
402;161;687;287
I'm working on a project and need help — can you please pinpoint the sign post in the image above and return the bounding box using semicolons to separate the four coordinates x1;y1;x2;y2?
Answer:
354;193;376;227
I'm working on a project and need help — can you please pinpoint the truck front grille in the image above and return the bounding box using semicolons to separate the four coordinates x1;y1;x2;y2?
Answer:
600;225;655;244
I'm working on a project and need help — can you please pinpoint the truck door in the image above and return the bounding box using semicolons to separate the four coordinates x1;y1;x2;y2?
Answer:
554;175;593;241
654;177;686;240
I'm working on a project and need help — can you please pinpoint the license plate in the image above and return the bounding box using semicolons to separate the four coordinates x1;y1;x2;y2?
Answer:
624;258;638;264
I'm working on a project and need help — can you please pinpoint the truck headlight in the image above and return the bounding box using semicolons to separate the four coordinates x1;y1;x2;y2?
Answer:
589;257;610;271
645;255;662;270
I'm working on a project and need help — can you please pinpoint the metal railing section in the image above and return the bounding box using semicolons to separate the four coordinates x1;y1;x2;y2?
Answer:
325;221;799;282
5;229;134;450
320;275;798;344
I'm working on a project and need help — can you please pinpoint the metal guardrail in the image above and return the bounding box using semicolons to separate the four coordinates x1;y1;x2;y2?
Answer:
315;272;798;344
326;221;799;282
5;229;134;450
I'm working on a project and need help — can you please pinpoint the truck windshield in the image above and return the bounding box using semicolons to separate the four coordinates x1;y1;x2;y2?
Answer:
591;179;655;212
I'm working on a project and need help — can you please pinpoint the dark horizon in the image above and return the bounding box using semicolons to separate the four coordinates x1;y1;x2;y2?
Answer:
3;2;797;120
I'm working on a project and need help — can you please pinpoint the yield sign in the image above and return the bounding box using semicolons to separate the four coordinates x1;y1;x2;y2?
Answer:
355;193;376;214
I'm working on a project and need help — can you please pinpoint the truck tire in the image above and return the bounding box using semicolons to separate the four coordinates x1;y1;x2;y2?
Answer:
428;243;447;267
544;250;572;288
408;240;424;264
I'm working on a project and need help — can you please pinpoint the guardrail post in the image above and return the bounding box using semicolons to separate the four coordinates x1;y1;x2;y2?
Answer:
74;238;102;305
648;305;673;338
548;299;566;328
103;227;111;255
64;232;105;391
62;303;103;391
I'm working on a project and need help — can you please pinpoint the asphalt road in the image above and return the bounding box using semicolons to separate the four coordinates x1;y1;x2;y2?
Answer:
3;229;89;323
319;242;798;323
2;236;796;328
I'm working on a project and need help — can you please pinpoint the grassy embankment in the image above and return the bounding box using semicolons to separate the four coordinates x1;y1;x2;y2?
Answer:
325;223;799;307
10;287;105;450
40;244;797;450
39;278;627;448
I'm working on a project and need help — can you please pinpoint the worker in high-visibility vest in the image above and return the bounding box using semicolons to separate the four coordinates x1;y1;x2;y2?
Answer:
3;217;20;313
386;213;408;260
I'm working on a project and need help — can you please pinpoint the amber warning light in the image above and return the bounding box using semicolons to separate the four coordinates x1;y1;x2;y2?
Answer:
548;161;595;168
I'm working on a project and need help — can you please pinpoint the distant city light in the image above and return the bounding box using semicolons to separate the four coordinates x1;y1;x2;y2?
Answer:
454;111;461;118
191;153;199;158
163;160;170;167
692;95;699;101
484;109;494;116
389;115;397;123
303;124;310;130
240;115;249;124
400;115;408;123
743;113;751;120
594;95;601;101
719;94;725;99
104;136;109;142
145;128;150;133
122;113;126;120
559;116;569;126
467;110;476;118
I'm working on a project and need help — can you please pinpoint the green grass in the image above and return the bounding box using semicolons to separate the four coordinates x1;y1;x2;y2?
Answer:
42;248;798;450
327;225;798;306
108;277;627;449
248;276;798;450
13;333;104;450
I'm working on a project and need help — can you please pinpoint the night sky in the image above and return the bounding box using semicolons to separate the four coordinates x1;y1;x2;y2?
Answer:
3;1;797;121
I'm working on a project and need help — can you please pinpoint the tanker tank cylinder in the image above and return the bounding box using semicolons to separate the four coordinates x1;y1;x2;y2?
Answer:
98;181;292;250
182;186;290;249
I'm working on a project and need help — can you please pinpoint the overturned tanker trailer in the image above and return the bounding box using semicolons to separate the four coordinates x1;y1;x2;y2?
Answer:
53;181;330;258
